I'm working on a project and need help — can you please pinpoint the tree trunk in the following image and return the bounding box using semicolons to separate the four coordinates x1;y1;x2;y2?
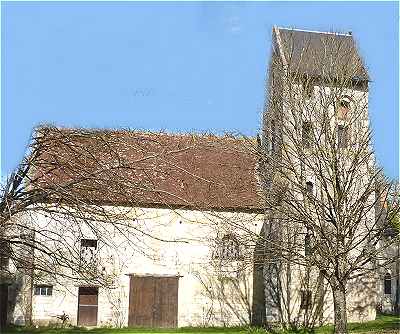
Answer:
332;284;348;334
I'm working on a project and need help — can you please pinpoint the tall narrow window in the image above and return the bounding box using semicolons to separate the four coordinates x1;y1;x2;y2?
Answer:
300;290;312;309
337;125;348;148
306;181;314;196
0;239;10;271
305;226;313;256
302;122;312;148
384;273;392;295
303;79;314;99
305;233;311;256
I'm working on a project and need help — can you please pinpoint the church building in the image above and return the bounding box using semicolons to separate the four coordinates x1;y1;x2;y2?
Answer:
1;26;386;329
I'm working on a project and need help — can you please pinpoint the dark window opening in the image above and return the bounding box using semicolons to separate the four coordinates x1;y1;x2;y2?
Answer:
337;97;351;120
81;239;97;249
340;100;350;109
306;181;314;195
80;239;98;264
305;225;313;256
337;125;348;148
305;234;311;256
303;80;314;99
0;239;10;271
34;285;53;296
384;273;391;295
302;122;312;148
300;290;312;309
383;227;398;239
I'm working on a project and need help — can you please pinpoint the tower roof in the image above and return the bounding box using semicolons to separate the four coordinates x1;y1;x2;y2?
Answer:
273;27;370;82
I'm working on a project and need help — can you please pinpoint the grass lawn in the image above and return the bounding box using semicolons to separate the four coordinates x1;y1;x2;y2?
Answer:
316;314;399;334
2;315;399;334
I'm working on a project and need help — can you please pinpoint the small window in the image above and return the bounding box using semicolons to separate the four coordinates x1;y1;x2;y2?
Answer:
337;125;348;148
306;181;314;195
214;234;241;261
34;285;53;296
305;233;312;256
80;239;98;264
383;228;397;239
302;79;314;99
305;227;315;256
0;239;10;270
300;290;312;309
337;97;351;120
302;122;312;148
384;273;391;295
81;239;97;248
340;100;350;109
305;224;313;256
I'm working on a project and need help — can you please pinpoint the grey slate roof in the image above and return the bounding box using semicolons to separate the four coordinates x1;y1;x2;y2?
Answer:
274;27;370;81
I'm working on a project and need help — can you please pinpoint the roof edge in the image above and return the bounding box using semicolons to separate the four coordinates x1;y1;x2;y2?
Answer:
273;25;288;68
276;26;353;37
35;125;257;142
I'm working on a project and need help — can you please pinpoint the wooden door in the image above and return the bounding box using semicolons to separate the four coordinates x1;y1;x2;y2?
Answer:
128;276;179;328
77;287;98;326
0;284;8;329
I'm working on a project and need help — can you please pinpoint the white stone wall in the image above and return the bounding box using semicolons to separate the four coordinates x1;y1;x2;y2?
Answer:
12;206;263;327
263;77;377;324
378;242;400;314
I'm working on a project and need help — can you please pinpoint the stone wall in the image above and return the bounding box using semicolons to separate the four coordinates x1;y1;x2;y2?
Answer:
12;206;263;327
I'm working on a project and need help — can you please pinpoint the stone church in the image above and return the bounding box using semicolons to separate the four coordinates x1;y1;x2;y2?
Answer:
1;26;394;329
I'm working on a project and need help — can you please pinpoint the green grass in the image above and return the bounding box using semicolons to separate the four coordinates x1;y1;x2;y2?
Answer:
274;314;400;334
1;326;245;334
2;314;399;334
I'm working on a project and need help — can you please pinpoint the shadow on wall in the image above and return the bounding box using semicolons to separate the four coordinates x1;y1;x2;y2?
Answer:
346;272;378;322
259;260;378;330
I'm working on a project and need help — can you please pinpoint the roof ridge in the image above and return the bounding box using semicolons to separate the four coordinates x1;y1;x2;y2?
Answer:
37;125;255;141
277;26;352;37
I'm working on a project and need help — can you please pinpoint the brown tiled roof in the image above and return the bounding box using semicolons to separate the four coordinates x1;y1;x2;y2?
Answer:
33;127;263;212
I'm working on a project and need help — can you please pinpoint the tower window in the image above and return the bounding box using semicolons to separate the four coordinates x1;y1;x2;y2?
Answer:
337;125;349;148
0;239;10;271
302;79;314;99
305;233;312;256
337;97;351;120
300;290;312;309
304;225;314;256
302;122;312;148
306;181;314;195
340;100;350;109
384;273;391;295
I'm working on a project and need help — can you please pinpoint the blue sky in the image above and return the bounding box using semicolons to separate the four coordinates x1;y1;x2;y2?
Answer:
1;1;399;179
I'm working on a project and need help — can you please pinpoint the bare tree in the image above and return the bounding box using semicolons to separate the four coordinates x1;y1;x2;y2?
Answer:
246;28;400;334
1;28;397;333
188;28;399;333
1;126;216;325
1;127;177;275
0;125;265;327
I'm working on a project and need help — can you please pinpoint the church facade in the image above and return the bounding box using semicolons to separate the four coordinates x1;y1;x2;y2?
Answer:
1;26;390;328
